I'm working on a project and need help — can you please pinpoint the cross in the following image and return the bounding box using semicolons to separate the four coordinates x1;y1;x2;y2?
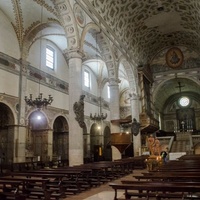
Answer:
175;81;184;93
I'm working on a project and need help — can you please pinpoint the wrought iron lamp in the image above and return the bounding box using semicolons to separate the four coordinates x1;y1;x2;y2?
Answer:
25;93;53;109
90;96;107;121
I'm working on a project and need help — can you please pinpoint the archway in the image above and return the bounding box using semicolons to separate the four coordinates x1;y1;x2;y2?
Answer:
27;110;49;162
0;103;14;165
90;123;103;162
53;116;69;162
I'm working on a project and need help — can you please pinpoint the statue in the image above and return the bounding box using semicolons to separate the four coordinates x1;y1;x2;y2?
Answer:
73;95;85;128
147;134;155;155
147;134;161;156
131;118;140;136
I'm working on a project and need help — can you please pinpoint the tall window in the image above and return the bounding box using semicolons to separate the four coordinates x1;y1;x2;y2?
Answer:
107;85;110;99
84;70;90;88
46;46;55;69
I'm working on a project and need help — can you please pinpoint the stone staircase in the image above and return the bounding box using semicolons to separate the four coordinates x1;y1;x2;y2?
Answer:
170;132;191;153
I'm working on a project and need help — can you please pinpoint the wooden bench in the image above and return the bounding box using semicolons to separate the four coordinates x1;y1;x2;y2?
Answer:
9;173;65;199
109;181;200;200
134;174;200;182
23;168;90;194
0;180;26;200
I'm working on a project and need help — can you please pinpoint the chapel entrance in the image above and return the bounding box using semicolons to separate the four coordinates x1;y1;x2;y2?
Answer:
53;116;69;161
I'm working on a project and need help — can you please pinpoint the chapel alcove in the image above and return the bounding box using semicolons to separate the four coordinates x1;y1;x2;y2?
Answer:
53;116;69;161
0;103;14;164
90;123;104;162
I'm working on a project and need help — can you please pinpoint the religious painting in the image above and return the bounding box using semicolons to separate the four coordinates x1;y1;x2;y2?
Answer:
74;4;85;28
120;89;131;107
166;47;184;68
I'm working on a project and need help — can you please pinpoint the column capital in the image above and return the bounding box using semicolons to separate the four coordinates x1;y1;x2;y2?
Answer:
64;48;85;60
129;92;140;100
19;58;30;73
108;78;121;86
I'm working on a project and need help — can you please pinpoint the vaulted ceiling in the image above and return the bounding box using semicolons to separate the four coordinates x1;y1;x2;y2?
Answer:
1;0;200;113
81;0;200;64
80;0;200;112
0;1;66;52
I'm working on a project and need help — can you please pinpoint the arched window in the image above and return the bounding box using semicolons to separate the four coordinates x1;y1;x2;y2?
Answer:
46;46;55;70
107;85;110;99
84;70;90;88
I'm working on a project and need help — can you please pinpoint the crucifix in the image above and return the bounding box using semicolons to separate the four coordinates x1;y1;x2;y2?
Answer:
176;81;184;93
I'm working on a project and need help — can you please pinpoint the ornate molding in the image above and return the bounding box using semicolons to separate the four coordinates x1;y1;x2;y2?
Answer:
73;95;86;128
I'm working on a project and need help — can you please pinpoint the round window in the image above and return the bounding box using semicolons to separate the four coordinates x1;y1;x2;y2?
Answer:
179;96;190;107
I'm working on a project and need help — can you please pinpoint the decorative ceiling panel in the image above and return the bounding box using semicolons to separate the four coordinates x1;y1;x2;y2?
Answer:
84;0;200;64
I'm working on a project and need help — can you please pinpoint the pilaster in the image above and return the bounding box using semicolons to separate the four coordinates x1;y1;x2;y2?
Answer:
19;59;29;125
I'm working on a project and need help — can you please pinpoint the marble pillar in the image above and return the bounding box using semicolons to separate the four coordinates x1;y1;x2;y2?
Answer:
16;59;29;162
67;50;84;166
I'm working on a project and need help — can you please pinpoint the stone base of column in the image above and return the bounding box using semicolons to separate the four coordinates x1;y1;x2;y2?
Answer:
69;149;83;166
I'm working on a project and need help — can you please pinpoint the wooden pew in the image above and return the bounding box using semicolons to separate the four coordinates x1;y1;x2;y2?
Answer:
21;168;91;193
9;173;65;199
121;180;200;199
109;181;200;200
0;179;25;200
151;158;200;172
134;174;200;181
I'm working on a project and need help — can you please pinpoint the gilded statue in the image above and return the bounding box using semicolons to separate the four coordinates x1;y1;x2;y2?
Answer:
147;134;161;156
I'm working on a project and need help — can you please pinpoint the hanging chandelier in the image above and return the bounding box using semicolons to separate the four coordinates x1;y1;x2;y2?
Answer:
90;30;107;121
90;112;107;121
25;93;53;109
24;6;53;110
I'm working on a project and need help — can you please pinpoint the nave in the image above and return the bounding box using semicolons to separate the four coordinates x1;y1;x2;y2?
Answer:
1;154;200;200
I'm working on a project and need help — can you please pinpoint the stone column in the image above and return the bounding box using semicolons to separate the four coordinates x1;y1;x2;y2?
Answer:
130;93;141;156
67;50;84;166
47;129;53;161
13;125;26;163
109;78;121;133
109;78;121;160
13;59;29;163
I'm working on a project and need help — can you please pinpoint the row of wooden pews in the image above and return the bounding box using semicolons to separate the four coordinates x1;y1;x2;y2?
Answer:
0;156;147;200
109;154;200;200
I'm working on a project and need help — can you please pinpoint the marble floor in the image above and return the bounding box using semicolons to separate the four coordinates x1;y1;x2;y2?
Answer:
63;169;145;200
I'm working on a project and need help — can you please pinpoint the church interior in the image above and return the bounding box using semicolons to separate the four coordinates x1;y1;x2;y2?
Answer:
0;0;200;199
